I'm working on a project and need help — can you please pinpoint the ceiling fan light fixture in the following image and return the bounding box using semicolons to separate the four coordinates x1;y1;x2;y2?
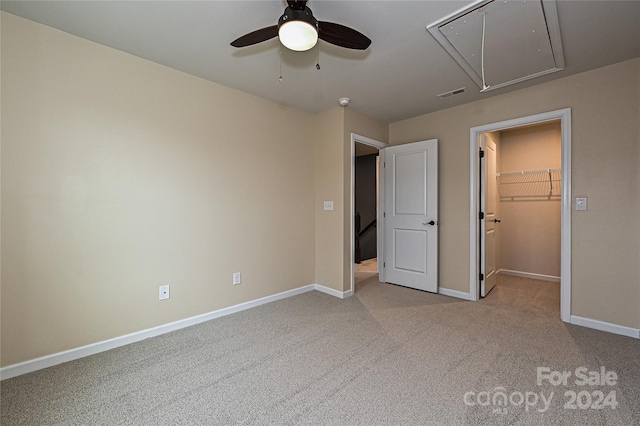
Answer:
279;20;318;51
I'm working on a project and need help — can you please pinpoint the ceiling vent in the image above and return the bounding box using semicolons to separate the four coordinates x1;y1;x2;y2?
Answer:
427;0;565;92
438;87;467;100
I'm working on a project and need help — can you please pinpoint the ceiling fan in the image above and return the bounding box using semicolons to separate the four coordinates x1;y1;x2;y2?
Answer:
230;0;371;52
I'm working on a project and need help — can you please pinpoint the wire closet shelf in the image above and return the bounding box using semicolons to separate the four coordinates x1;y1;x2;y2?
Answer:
497;168;561;199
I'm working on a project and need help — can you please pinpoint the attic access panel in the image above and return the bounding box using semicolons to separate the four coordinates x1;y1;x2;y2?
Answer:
427;0;565;92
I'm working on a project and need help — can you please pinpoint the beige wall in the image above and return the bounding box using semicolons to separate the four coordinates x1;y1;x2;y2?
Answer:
498;122;562;278
1;13;317;366
314;108;345;291
390;58;640;329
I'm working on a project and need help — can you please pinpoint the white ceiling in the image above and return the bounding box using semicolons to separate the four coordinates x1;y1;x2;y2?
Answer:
2;0;639;123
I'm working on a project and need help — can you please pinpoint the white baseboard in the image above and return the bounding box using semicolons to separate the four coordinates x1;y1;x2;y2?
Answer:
314;283;353;299
570;315;640;339
0;284;317;381
438;287;472;301
499;269;560;283
15;282;636;381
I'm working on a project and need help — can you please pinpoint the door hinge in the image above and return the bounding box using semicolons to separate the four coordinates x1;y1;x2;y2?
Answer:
479;150;485;158
383;262;386;268
479;212;485;220
479;273;484;281
383;212;386;218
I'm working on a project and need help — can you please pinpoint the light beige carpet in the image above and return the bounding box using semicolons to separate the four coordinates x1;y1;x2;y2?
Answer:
2;275;638;425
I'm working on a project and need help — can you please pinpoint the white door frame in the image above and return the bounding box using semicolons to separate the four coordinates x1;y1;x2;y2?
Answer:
351;133;389;295
469;108;572;322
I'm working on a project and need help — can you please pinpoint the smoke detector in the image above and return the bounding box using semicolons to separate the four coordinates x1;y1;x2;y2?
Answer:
338;97;350;107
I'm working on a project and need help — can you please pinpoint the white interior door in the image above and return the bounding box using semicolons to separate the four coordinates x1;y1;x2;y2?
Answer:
480;135;498;297
383;139;438;292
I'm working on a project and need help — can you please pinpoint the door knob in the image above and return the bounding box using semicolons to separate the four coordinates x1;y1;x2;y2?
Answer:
422;220;436;226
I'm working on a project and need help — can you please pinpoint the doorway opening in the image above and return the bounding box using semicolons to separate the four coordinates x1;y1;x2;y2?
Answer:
478;121;562;322
470;108;571;322
350;134;388;295
354;144;380;280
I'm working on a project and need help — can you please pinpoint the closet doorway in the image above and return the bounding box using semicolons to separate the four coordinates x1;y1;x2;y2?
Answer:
469;109;572;322
479;122;562;300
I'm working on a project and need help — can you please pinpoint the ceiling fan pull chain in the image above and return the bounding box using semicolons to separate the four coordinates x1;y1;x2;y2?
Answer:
316;43;321;70
278;47;284;82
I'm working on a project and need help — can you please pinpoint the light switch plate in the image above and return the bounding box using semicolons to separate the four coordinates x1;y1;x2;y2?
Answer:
323;201;334;211
575;197;587;211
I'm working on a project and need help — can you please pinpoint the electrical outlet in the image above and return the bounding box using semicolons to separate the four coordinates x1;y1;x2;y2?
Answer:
159;285;170;300
233;272;242;285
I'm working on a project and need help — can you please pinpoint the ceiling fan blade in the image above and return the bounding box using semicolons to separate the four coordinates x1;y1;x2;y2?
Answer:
287;0;308;10
318;21;371;50
230;25;279;48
